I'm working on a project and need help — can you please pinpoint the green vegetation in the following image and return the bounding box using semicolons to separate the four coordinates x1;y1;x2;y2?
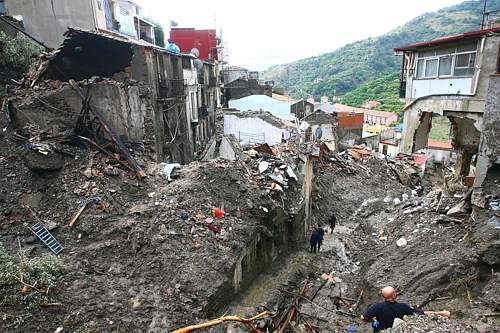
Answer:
429;116;452;141
0;243;65;328
0;31;43;74
342;73;404;115
263;0;499;99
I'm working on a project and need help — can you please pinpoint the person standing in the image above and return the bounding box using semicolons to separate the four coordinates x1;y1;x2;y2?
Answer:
309;228;320;253
317;227;325;252
329;213;336;233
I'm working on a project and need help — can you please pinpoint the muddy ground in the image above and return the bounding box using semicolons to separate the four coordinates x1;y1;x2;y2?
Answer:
219;158;500;332
0;121;294;332
0;114;499;333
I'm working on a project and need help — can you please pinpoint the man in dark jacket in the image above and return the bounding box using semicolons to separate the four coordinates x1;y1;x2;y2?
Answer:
310;228;320;253
329;213;336;233
361;286;450;332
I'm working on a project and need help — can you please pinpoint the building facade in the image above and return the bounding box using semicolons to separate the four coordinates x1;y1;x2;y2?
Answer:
4;0;156;49
394;27;500;176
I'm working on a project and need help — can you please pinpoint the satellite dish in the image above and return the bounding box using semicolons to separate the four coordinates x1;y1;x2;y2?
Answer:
190;48;200;58
193;59;203;70
315;127;323;140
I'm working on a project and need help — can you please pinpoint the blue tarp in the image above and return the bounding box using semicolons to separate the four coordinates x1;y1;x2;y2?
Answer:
229;95;291;120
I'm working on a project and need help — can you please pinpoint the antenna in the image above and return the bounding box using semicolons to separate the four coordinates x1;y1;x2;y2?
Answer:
481;0;488;29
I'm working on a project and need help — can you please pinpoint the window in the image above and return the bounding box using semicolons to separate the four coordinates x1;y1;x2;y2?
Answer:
454;53;475;76
438;55;452;76
416;43;477;79
424;58;438;77
416;59;424;78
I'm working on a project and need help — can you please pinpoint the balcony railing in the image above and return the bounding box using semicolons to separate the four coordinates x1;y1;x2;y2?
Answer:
158;79;186;98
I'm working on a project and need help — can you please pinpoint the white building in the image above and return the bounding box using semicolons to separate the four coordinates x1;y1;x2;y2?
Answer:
224;110;293;145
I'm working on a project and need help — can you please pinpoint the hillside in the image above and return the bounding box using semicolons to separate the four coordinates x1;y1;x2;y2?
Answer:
263;0;499;99
342;73;404;115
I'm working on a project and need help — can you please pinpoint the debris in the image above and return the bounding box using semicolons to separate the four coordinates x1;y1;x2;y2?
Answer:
446;200;469;217
253;143;274;155
180;212;189;221
212;207;225;219
164;163;181;182
69;80;146;180
258;161;269;174
346;323;357;332
30;223;64;255
286;166;298;181
350;288;364;313
68;196;102;227
22;148;63;172
171;311;272;333
396;237;407;247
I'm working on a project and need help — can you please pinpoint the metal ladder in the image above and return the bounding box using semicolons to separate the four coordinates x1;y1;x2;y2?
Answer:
31;223;64;255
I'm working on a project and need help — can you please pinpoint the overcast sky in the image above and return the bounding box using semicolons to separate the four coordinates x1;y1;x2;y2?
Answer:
136;0;464;71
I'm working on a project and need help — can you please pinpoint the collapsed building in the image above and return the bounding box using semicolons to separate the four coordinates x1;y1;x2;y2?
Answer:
7;27;221;164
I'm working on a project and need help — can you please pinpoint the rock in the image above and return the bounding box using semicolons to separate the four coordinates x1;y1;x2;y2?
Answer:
446;200;469;217
246;199;254;210
45;220;58;231
82;168;93;179
23;150;63;172
159;224;168;236
396;237;407;247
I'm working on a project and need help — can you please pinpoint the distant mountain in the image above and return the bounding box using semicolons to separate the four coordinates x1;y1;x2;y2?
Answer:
263;0;498;100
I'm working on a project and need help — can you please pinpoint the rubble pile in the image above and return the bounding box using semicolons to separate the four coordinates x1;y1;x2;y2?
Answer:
390;314;480;333
0;113;300;332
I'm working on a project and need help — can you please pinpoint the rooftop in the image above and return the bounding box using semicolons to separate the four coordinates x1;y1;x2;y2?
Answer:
394;26;500;52
427;139;453;151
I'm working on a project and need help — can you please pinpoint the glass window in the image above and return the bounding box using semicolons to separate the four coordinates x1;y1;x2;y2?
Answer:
454;53;475;76
416;59;424;78
424;59;438;77
438;56;452;76
455;53;470;67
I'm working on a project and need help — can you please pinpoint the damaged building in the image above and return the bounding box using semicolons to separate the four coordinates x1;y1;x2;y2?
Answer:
8;27;221;164
3;0;159;48
394;27;500;178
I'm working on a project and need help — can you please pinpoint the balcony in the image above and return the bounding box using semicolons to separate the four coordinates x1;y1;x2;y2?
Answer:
158;79;186;98
198;105;209;118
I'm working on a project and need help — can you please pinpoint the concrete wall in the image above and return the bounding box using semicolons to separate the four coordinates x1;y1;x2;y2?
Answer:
13;81;152;142
5;0;96;48
412;77;473;99
473;75;500;206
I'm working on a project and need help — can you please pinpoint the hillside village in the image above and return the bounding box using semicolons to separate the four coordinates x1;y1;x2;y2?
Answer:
0;0;499;332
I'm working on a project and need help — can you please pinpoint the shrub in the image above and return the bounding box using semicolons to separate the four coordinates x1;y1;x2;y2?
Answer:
0;31;42;74
0;243;65;327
